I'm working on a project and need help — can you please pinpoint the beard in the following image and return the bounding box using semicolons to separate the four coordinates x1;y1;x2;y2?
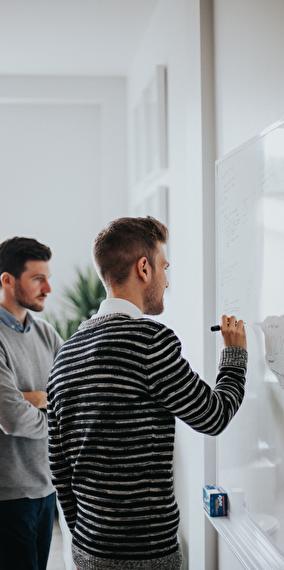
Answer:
14;281;45;312
143;281;164;315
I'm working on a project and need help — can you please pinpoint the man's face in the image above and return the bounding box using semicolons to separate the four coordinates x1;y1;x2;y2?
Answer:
14;260;51;312
143;242;169;315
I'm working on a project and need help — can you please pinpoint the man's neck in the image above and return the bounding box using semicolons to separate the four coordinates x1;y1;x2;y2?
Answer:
106;291;144;313
0;300;27;323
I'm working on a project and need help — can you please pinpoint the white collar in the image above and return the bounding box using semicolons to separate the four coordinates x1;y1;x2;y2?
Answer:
93;298;143;320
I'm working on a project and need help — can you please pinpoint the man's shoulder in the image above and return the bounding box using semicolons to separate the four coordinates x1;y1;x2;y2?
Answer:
64;315;169;346
83;314;167;335
136;317;167;334
32;316;63;347
141;318;180;344
32;316;57;334
0;322;12;356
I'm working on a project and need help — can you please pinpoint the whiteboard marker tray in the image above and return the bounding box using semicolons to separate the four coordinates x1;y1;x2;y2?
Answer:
205;510;284;569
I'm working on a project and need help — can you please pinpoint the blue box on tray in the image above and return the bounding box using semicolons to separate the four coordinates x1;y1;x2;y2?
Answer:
203;485;228;517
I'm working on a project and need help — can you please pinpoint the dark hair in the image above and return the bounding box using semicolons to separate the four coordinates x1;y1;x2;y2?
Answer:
93;216;168;285
0;237;51;286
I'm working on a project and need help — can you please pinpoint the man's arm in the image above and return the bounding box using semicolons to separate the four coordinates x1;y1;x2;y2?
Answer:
47;393;77;532
147;318;247;435
0;346;47;439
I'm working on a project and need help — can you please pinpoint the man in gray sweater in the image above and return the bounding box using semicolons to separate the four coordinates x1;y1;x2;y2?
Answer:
0;237;62;570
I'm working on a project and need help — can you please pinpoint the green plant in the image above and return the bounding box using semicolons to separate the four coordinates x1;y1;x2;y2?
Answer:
46;266;106;340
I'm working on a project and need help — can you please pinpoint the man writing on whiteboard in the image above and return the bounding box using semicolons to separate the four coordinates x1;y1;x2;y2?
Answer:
48;216;247;570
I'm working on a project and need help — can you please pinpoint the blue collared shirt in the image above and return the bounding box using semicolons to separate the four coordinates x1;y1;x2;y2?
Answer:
0;306;32;333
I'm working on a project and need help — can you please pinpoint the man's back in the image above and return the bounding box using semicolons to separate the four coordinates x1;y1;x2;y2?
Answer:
49;314;180;562
48;312;246;566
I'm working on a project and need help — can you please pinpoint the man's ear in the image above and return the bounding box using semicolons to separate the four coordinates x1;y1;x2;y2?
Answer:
136;257;151;283
1;272;15;289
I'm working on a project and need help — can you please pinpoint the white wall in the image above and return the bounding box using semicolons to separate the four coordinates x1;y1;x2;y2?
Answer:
128;1;217;568
0;102;100;314
214;0;284;567
214;0;284;157
0;76;127;316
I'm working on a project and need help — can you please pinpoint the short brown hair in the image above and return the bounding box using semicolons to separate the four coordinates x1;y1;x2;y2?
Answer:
0;237;51;288
94;217;168;285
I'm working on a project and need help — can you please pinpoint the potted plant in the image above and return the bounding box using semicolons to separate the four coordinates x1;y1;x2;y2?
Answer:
47;266;106;340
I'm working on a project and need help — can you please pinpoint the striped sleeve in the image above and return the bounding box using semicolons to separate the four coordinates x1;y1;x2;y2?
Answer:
47;393;77;531
147;327;247;435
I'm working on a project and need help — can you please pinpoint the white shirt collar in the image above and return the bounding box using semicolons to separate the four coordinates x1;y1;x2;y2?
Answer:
93;298;143;320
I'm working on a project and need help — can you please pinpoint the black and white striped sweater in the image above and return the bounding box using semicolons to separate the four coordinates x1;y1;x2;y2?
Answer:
47;313;247;565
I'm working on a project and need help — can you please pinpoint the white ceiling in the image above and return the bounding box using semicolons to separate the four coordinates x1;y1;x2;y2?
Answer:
0;0;159;76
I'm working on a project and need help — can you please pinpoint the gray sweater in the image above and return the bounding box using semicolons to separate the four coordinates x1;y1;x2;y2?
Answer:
0;315;62;500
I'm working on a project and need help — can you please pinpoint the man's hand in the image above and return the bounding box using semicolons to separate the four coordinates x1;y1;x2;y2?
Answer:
22;391;47;409
221;315;247;350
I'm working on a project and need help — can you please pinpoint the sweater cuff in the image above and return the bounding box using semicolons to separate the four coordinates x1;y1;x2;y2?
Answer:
219;346;248;368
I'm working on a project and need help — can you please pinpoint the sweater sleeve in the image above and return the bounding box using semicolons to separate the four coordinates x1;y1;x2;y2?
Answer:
0;345;47;439
47;378;77;532
40;320;63;358
147;326;247;435
53;329;64;357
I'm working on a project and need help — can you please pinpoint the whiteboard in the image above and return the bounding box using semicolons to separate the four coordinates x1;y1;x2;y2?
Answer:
216;119;284;554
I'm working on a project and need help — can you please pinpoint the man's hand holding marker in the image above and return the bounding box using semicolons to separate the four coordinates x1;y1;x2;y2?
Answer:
211;315;247;350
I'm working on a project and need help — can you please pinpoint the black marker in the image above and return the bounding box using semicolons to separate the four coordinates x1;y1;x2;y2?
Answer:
211;325;221;332
210;321;247;332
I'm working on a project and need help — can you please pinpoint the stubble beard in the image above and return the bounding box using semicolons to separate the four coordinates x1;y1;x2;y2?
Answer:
143;282;164;316
14;281;45;313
